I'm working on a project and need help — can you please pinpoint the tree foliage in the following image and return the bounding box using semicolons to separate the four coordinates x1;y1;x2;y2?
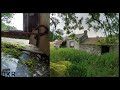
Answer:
1;13;14;23
50;13;119;39
50;13;84;36
1;13;15;31
86;13;119;37
50;31;62;41
2;22;17;31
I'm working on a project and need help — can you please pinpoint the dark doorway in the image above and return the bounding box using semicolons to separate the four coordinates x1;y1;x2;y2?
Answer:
101;45;110;54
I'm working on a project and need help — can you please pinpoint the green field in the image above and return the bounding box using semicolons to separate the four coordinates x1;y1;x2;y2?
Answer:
50;45;119;77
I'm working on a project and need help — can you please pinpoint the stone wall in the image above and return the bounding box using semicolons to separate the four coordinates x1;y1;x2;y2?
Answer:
79;44;119;55
109;45;119;53
79;44;101;55
74;41;80;50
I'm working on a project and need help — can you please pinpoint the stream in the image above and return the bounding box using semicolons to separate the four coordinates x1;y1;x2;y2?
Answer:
1;52;31;77
1;37;50;77
1;51;50;77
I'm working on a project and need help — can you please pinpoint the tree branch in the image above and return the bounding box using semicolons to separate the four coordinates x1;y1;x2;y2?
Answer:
50;18;56;30
91;14;104;28
104;14;112;36
91;13;107;37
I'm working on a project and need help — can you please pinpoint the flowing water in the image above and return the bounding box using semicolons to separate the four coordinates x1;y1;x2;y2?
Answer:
1;52;31;77
1;52;50;77
1;37;49;77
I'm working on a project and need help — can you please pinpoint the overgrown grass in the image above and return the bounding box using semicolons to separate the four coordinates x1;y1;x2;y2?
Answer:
1;41;25;58
50;47;119;77
50;47;99;63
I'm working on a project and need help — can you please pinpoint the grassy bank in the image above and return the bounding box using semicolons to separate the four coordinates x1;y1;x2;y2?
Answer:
50;47;119;77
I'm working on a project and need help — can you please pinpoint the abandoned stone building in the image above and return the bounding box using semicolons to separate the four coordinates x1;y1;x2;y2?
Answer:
53;39;63;48
66;30;119;55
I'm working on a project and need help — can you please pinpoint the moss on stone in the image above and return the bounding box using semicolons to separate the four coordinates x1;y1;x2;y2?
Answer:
24;59;38;74
2;41;25;49
2;47;22;58
1;41;25;58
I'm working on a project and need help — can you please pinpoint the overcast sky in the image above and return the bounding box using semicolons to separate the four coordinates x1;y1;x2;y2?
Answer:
9;13;23;30
9;13;105;37
50;13;105;37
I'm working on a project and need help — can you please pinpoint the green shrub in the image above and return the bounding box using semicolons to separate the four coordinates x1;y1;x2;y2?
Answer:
50;47;98;63
85;52;119;77
50;47;119;77
50;62;68;77
67;63;87;77
56;61;72;68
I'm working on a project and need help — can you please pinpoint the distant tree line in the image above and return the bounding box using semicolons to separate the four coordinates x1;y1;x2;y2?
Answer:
50;31;62;41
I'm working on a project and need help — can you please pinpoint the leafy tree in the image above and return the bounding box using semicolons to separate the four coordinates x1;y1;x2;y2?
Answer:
2;22;17;31
1;13;15;31
50;13;119;39
86;13;119;44
50;31;62;41
50;13;84;38
86;13;119;37
1;13;14;23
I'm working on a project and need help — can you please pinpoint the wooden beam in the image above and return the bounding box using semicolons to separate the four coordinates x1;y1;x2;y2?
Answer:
1;31;38;35
1;30;48;36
